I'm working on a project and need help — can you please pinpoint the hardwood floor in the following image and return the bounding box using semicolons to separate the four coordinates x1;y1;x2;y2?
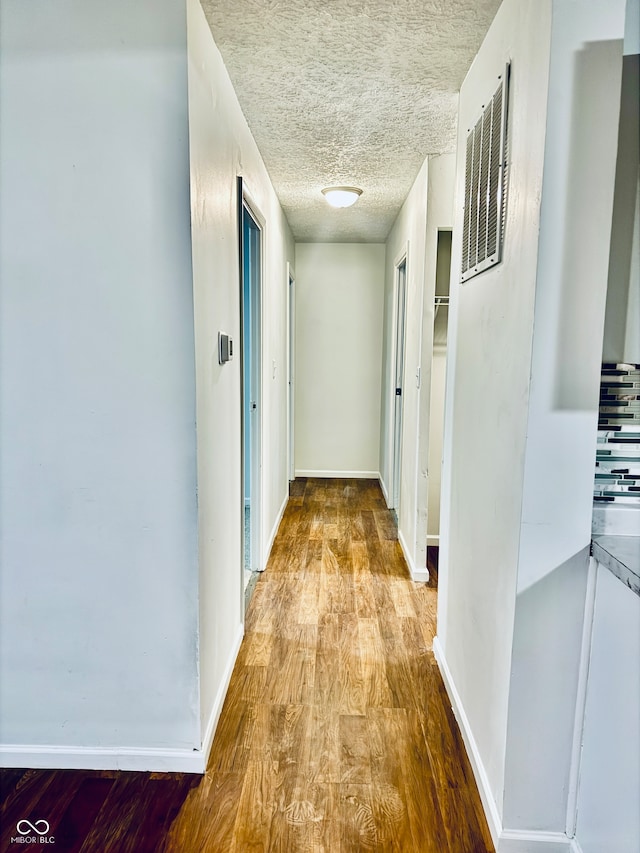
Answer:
0;478;493;853
0;769;197;853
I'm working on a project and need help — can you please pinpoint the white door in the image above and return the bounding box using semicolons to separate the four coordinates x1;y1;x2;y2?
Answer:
288;267;295;482
242;201;262;578
392;259;407;512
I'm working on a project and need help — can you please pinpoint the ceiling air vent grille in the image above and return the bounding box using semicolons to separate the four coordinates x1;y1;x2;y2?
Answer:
461;64;510;282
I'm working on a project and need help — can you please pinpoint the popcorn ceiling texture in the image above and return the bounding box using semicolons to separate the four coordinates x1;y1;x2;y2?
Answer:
201;0;501;242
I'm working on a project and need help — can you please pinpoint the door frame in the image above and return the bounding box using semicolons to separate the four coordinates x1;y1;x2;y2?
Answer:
391;244;409;514
287;263;296;482
238;178;265;598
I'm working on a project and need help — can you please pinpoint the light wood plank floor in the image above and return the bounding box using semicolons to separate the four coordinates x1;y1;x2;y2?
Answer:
164;477;494;853
0;478;493;853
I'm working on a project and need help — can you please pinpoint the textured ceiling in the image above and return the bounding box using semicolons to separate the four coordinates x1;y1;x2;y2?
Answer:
201;0;502;242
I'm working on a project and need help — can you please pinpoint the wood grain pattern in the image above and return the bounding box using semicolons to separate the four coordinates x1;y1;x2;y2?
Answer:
0;771;197;853
0;478;493;853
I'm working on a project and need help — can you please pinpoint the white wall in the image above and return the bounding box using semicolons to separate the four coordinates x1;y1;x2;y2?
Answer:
437;0;553;818
0;0;200;762
437;0;626;844
625;0;640;54
503;549;590;831
602;54;640;367
427;347;447;541
575;563;640;853
294;243;384;477
504;0;624;831
518;0;628;596
503;1;626;835
626;175;640;363
380;155;455;579
186;0;294;748
380;161;428;510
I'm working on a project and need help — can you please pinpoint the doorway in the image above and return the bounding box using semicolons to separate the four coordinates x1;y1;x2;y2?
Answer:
427;229;452;548
241;196;262;595
288;264;296;482
392;255;407;514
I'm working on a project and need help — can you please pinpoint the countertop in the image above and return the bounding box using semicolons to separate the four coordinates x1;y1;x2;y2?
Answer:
591;534;640;596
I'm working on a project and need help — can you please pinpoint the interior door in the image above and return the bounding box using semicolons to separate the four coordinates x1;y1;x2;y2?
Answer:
288;268;295;482
241;198;262;583
393;259;407;512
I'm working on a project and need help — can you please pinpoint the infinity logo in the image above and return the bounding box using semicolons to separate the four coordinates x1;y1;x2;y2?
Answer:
16;820;50;836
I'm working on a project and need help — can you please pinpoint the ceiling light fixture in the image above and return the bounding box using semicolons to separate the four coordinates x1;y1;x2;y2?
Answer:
321;186;363;208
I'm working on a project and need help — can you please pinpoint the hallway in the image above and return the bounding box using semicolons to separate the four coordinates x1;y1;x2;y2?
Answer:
0;479;493;852
1;2;637;849
165;478;493;852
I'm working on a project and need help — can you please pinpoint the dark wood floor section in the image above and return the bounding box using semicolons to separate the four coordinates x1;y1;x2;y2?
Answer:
0;478;493;853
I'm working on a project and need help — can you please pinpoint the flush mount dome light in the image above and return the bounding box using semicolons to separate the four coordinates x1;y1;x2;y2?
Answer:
321;186;363;208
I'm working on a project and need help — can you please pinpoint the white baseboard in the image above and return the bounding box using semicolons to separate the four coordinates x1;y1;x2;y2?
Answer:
294;469;379;479
398;528;429;583
433;635;502;847
499;831;574;852
263;491;288;569
378;474;391;507
426;534;440;546
0;743;206;774
200;622;244;765
0;623;246;775
433;636;575;853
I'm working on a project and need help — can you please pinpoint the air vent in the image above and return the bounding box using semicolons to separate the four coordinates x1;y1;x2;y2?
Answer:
461;64;510;282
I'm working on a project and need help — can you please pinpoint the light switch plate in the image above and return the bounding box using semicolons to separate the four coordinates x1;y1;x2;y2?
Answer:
218;332;232;365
